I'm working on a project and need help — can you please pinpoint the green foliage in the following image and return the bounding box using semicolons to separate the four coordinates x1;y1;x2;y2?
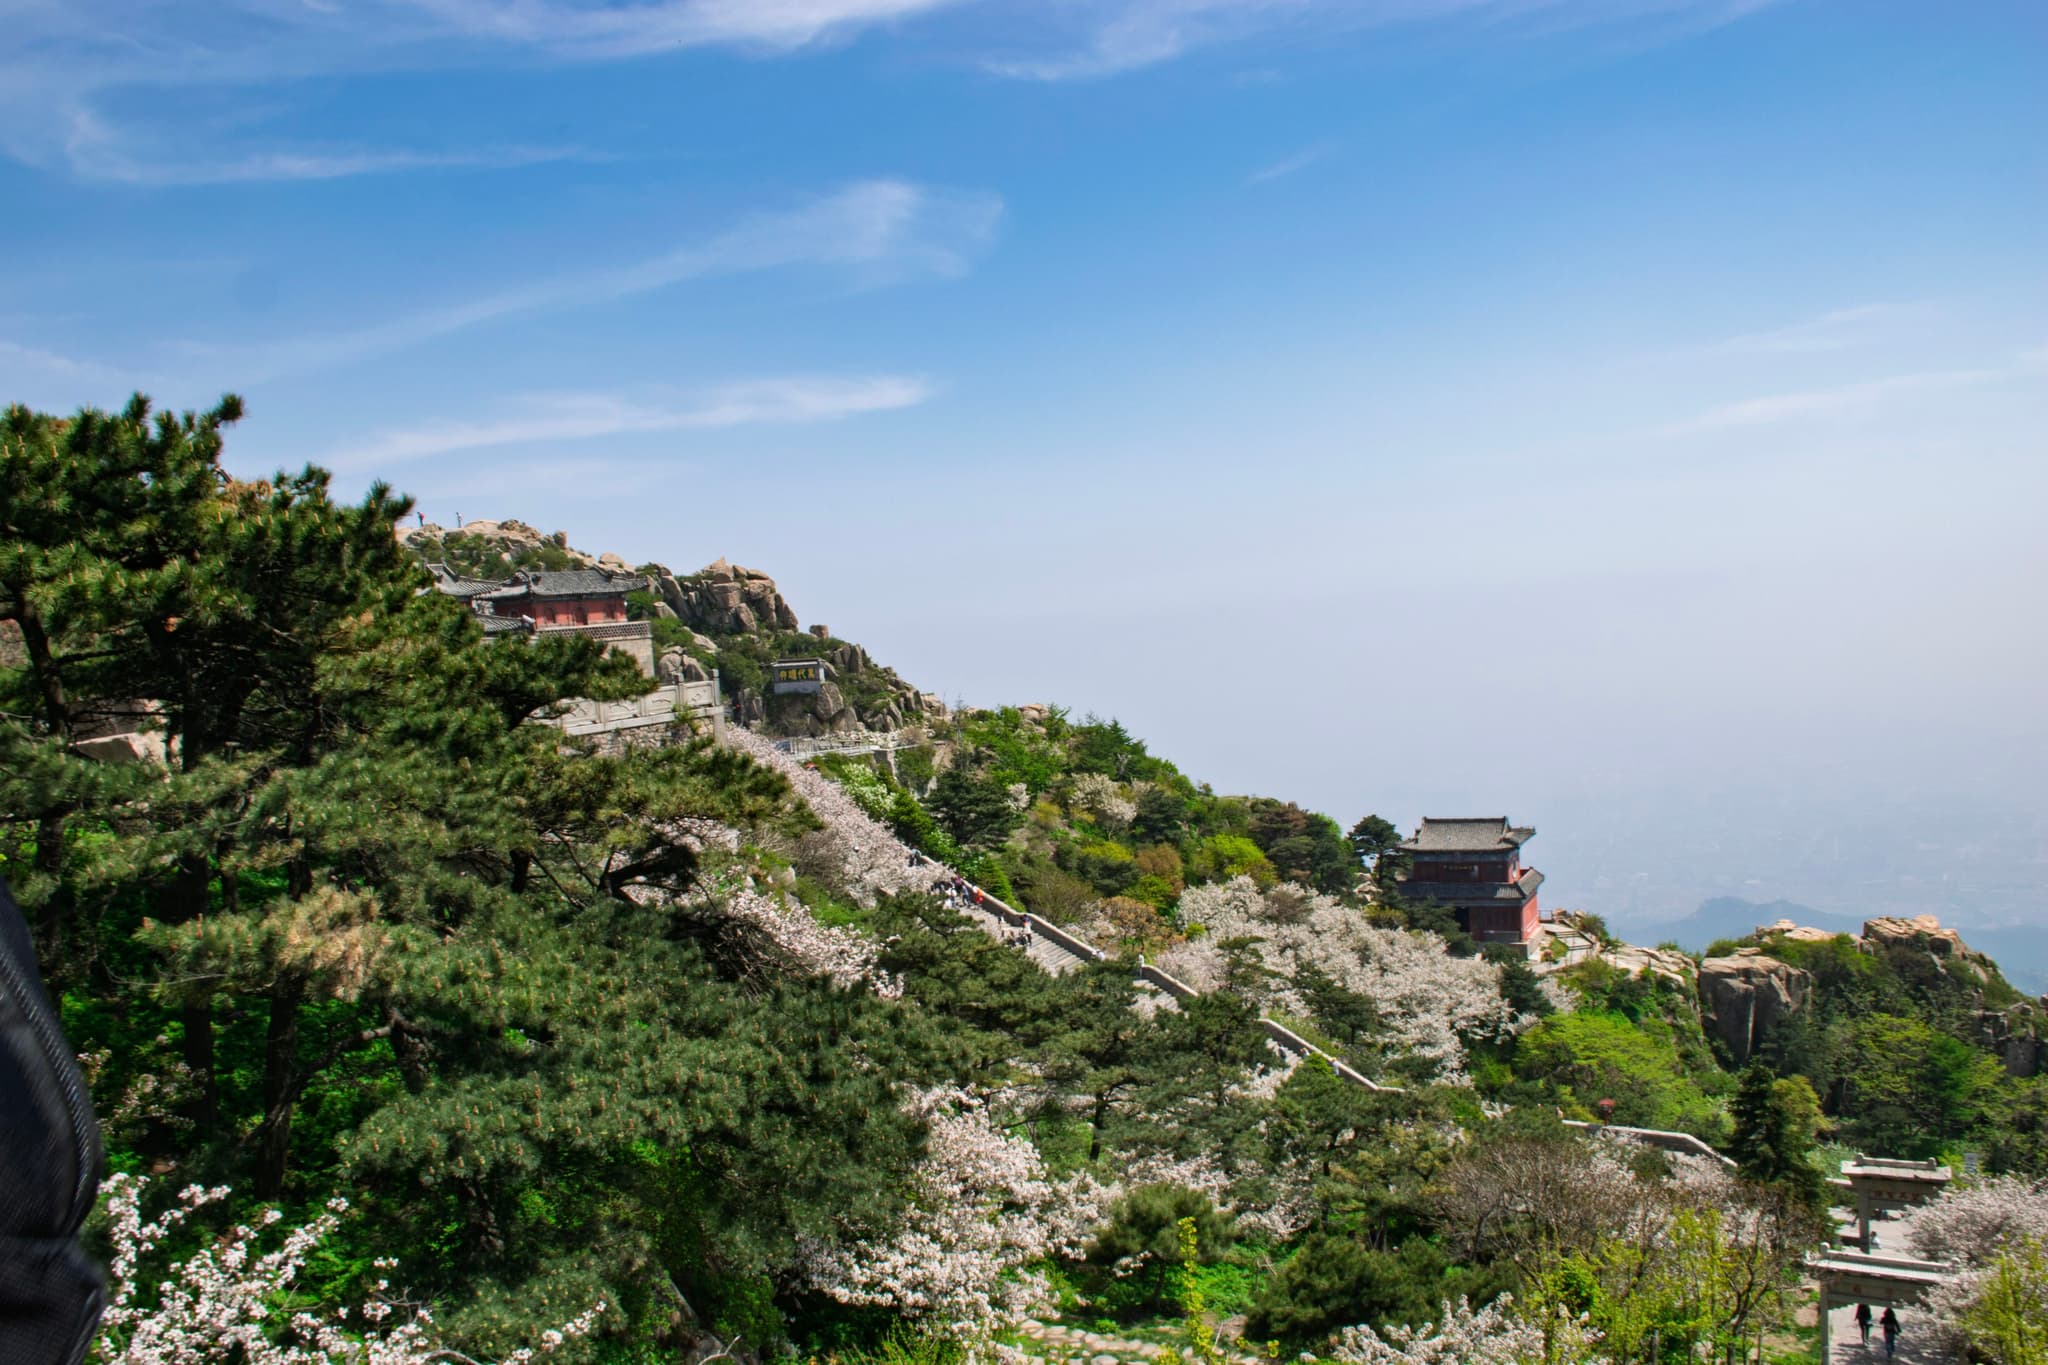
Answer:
1245;1234;1503;1348
1345;814;1402;870
1187;835;1276;888
1956;1236;2048;1365
0;396;959;1356
895;745;937;794
1085;1186;1235;1314
1728;1063;1826;1208
1484;945;1553;1019
927;761;1021;850
1838;1013;2007;1156
958;707;1065;794
1514;1013;1726;1138
1243;800;1353;896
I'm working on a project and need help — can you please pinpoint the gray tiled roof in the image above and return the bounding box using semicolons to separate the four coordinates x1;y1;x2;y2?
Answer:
1397;869;1544;903
479;614;533;634
475;568;648;601
424;563;506;598
1399;817;1535;852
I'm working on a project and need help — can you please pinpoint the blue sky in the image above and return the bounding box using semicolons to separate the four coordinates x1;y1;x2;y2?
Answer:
5;0;2046;937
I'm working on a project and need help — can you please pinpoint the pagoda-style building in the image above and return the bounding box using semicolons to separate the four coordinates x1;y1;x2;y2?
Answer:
426;564;655;675
1394;817;1543;945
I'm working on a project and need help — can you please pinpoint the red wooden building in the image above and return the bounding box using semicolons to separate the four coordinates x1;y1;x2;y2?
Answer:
1393;817;1543;945
426;564;655;674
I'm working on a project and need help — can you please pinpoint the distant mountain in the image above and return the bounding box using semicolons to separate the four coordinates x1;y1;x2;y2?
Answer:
1648;897;1864;952
1960;925;2048;997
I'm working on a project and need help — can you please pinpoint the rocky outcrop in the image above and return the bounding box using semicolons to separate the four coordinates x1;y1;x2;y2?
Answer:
1756;918;1842;943
1978;1001;2047;1079
399;518;596;566
396;519;940;736
654;558;801;635
1599;943;1694;987
655;647;710;685
1698;948;1812;1066
1859;913;2005;992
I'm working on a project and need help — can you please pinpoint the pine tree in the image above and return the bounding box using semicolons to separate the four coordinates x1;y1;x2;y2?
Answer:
1729;1062;1827;1209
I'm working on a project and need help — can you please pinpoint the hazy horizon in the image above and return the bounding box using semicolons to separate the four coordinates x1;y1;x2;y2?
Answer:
5;1;2043;949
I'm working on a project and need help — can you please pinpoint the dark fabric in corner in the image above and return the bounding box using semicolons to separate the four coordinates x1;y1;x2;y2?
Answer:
0;877;104;1365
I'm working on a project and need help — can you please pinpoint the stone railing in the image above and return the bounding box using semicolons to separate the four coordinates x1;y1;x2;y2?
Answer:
1563;1119;1735;1167
775;728;923;760
975;893;1107;969
539;680;722;739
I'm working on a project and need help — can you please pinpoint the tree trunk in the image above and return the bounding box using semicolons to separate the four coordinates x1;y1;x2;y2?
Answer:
16;612;70;738
511;849;531;895
19;613;75;966
168;857;220;1131
181;1001;218;1131
391;1012;432;1094
255;978;304;1200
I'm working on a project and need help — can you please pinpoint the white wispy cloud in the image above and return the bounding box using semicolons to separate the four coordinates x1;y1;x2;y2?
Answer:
329;374;931;468
1246;141;1330;185
1709;303;1922;355
184;178;1001;378
0;337;119;380
987;0;1790;82
60;107;590;185
1658;348;2047;437
0;0;961;180
394;0;965;59
0;0;1797;180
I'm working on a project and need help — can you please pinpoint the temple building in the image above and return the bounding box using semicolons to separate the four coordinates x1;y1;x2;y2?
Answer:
425;563;655;675
1393;817;1544;945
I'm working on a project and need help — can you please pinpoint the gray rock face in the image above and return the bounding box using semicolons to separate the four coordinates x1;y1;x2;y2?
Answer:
1598;943;1694;986
1698;949;1811;1066
1980;1002;2046;1079
656;647;710;685
654;560;804;635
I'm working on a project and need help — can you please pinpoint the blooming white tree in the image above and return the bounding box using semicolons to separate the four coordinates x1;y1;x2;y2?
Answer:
799;1090;1107;1334
1911;1175;2048;1363
93;1174;603;1365
1158;878;1520;1081
1114;1148;1314;1243
1329;1296;1551;1365
704;874;904;998
727;728;932;903
1069;773;1136;831
1910;1174;2048;1265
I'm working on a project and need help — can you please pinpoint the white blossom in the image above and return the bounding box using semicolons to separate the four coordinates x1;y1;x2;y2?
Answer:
710;876;904;998
1158;878;1520;1082
1909;1174;2048;1265
1909;1174;2048;1360
1329;1295;1564;1365
727;728;934;903
1069;773;1135;830
798;1089;1107;1335
1111;1148;1313;1242
93;1174;603;1365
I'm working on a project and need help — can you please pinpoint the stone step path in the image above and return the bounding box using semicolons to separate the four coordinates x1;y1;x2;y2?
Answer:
1013;1319;1264;1365
724;725;1389;1088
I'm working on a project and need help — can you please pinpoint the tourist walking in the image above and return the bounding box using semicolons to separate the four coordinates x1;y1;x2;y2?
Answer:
1879;1308;1900;1359
1854;1302;1872;1347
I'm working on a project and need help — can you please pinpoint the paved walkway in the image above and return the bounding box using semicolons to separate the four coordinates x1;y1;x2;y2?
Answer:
1824;1204;1954;1365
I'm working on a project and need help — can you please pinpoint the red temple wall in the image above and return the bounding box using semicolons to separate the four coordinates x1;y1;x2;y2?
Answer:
491;596;627;625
